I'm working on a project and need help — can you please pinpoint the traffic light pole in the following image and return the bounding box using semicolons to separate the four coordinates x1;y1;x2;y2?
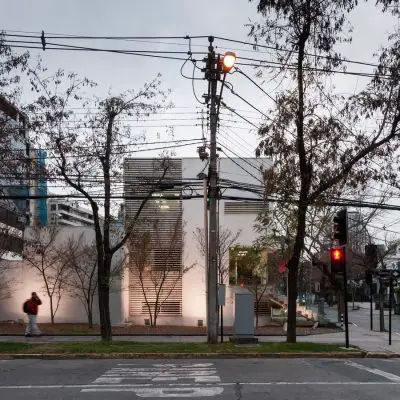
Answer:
342;246;350;348
389;276;393;345
370;281;373;331
206;36;219;344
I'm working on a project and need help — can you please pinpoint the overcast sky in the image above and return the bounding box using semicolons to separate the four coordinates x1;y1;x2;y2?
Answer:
1;1;399;237
1;1;396;158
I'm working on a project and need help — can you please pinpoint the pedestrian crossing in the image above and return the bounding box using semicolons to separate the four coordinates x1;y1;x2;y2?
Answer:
82;362;224;397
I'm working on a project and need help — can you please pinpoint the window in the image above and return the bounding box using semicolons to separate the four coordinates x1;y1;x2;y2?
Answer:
50;204;57;211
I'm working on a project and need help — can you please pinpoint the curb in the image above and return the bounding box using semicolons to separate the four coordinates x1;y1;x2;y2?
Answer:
0;351;366;360
365;352;400;358
0;331;340;337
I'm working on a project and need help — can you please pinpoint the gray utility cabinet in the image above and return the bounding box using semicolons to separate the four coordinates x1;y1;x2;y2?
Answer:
233;288;255;338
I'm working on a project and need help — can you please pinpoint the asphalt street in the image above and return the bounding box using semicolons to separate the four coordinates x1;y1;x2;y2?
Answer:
2;358;400;399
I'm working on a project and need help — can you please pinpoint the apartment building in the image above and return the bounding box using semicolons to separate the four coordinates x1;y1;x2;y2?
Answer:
47;198;97;226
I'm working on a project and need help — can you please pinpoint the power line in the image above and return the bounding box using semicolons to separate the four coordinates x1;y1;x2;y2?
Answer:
214;36;380;69
3;32;209;40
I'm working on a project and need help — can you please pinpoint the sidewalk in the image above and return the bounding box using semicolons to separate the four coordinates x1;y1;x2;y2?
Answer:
0;325;398;354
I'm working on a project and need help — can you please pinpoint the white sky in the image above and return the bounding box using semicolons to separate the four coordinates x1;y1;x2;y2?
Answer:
1;0;399;241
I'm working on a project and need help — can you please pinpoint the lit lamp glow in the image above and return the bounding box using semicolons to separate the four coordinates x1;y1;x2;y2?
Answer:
222;51;236;73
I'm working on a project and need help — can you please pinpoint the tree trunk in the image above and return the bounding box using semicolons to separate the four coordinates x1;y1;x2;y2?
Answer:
98;257;111;341
255;304;259;328
287;260;298;343
98;282;111;340
88;306;93;329
50;297;55;325
286;206;307;343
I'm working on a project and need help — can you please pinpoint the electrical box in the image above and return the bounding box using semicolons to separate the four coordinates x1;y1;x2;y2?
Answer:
218;284;226;306
233;288;255;338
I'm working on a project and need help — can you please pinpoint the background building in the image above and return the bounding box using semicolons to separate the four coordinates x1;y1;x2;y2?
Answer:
0;96;30;258
28;148;48;227
48;199;97;226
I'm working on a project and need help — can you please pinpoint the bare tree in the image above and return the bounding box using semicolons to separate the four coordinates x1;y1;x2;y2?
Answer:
193;226;241;283
26;67;172;340
61;234;98;329
129;215;192;327
23;226;69;324
62;231;125;328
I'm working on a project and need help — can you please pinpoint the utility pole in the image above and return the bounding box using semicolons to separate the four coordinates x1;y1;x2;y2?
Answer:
206;36;219;344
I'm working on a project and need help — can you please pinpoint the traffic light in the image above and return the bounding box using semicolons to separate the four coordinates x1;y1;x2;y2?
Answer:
365;244;378;269
365;270;373;285
331;247;345;273
333;209;347;245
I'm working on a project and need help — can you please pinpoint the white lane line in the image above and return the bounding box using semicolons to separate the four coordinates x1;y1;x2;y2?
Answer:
2;382;400;389
345;361;400;382
81;387;224;396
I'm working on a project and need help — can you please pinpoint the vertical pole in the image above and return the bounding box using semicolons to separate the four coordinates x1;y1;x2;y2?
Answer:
203;177;209;329
343;246;350;348
220;304;224;343
207;36;219;344
370;281;373;331
235;258;238;284
389;276;393;346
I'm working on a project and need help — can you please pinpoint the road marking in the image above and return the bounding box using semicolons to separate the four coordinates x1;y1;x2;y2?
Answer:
345;361;400;382
3;382;400;390
88;362;223;397
81;387;224;396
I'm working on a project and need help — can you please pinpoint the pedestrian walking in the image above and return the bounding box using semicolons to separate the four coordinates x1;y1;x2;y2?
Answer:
23;292;42;337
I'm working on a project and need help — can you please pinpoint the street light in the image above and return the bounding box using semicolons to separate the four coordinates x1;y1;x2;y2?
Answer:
221;51;236;73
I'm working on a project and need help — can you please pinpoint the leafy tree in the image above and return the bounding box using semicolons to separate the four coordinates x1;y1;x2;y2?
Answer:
26;68;172;340
250;0;400;342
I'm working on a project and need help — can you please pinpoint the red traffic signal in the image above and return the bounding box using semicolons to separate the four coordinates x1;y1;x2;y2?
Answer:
331;247;345;273
331;248;344;261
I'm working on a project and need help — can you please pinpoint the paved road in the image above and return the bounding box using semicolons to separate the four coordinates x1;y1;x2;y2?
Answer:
2;358;400;399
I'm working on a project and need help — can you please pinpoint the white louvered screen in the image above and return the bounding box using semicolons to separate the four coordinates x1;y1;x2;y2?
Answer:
224;201;265;215
124;158;183;317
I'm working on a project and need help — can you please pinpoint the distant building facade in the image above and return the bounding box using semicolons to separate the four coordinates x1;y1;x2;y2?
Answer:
47;198;96;226
28;148;48;227
0;96;30;257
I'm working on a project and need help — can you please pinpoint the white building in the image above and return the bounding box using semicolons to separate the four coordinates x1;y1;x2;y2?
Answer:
0;157;272;327
122;157;271;327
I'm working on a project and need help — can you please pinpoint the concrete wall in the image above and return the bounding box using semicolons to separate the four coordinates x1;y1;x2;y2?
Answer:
0;226;124;325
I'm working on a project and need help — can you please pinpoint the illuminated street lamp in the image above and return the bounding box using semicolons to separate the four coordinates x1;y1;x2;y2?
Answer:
221;51;236;73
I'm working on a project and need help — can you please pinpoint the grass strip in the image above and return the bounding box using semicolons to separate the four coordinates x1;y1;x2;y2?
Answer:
0;341;356;354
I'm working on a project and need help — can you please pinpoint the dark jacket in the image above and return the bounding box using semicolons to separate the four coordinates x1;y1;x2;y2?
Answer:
26;297;42;316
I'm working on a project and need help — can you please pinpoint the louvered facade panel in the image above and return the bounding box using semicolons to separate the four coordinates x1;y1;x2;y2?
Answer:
124;158;183;318
129;272;182;316
224;201;265;215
